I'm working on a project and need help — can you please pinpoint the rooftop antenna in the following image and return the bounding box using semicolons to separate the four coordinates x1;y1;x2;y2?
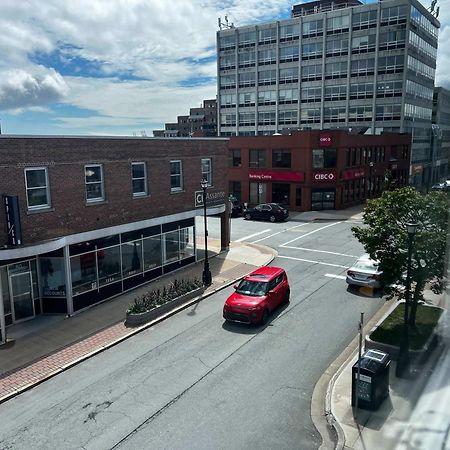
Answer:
218;15;234;30
429;0;437;12
436;6;439;17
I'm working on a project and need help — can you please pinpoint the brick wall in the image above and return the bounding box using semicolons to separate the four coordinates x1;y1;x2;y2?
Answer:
0;137;229;246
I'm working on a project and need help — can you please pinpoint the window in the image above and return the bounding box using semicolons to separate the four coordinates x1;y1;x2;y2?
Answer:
239;92;255;107
312;149;337;168
324;84;346;101
302;42;323;60
272;150;291;168
131;162;148;197
279;88;299;104
258;111;276;126
249;149;267;168
201;158;212;186
258;69;276;85
170;160;183;192
280;67;298;84
25;167;50;209
280;45;300;62
229;149;242;167
303;19;323;37
278;110;298;125
258;90;277;105
238;72;255;88
239;112;255;126
85;164;104;203
258;48;277;65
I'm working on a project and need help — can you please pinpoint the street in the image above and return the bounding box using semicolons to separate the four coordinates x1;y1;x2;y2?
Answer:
0;216;385;450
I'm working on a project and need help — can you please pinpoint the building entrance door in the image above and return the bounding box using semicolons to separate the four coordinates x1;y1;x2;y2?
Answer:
10;272;34;322
311;190;335;211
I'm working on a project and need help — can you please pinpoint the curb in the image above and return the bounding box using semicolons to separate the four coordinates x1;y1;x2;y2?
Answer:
0;249;277;405
313;297;395;450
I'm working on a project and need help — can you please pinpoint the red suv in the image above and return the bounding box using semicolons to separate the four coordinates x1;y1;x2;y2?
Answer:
223;266;290;325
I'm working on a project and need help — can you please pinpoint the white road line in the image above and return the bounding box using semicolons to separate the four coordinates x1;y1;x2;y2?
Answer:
277;255;349;269
251;222;310;243
280;246;357;258
236;229;272;242
325;273;346;280
280;222;342;247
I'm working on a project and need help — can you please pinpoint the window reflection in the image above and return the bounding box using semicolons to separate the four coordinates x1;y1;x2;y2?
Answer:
122;241;142;278
71;252;97;295
164;231;180;263
98;246;121;286
143;235;162;270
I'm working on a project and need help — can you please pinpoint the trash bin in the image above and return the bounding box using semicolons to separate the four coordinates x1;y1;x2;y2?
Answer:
351;349;390;410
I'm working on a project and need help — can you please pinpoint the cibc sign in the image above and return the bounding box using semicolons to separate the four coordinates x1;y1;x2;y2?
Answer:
313;170;338;183
319;133;333;147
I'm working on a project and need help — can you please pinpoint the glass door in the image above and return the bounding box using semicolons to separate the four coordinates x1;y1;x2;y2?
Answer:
10;272;34;322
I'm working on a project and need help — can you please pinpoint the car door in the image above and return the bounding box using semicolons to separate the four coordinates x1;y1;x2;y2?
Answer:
260;204;271;220
253;204;265;220
266;277;279;311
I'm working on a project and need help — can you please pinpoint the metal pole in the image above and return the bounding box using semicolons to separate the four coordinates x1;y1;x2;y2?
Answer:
0;278;6;345
202;185;212;286
355;312;364;415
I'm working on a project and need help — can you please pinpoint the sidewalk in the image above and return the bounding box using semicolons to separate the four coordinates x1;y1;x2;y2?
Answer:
328;287;449;450
0;240;277;404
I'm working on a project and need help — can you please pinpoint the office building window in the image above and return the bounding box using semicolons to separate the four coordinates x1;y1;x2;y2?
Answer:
258;90;277;105
249;149;267;168
324;84;346;101
280;67;299;84
238;72;255;88
85;164;104;203
25;167;50;209
201;158;212;186
272;149;292;168
312;149;337;168
229;149;242;167
131;162;148;197
170;160;183;192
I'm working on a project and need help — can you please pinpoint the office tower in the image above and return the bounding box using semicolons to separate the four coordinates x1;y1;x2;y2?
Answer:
217;0;440;188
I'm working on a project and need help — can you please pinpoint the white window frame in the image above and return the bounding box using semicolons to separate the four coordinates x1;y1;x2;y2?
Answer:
85;164;105;203
201;158;213;186
131;162;148;197
170;160;183;192
24;167;51;210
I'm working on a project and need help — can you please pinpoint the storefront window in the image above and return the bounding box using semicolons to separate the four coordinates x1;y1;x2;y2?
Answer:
1;266;11;315
97;246;121;286
143;235;162;270
40;256;66;296
180;227;195;259
122;240;143;278
250;182;266;204
71;252;97;295
164;231;180;263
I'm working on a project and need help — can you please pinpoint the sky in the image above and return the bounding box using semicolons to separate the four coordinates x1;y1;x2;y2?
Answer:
0;0;449;137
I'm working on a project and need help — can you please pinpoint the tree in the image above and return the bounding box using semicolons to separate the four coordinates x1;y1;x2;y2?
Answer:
352;187;448;327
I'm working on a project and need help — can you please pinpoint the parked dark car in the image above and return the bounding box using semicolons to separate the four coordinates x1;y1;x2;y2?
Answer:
431;181;450;192
243;203;289;222
229;196;243;217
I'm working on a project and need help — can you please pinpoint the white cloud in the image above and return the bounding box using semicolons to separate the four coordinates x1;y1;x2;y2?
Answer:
0;69;69;111
436;0;450;88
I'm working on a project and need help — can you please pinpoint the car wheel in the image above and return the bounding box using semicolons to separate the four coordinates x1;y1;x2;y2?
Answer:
244;213;251;220
260;309;269;325
282;288;290;305
269;215;276;223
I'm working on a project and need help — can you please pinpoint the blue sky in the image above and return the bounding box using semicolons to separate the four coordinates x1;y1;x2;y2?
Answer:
0;0;448;136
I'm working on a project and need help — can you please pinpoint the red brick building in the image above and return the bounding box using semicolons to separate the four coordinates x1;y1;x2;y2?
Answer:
228;130;411;211
0;136;229;333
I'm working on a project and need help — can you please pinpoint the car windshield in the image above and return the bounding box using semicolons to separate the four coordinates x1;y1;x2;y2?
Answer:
353;259;379;271
236;279;269;296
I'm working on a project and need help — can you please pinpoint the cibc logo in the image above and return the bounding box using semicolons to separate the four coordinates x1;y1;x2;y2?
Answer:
314;173;335;181
319;133;332;147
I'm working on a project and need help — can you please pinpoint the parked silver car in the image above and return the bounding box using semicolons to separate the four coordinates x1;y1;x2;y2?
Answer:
346;254;382;289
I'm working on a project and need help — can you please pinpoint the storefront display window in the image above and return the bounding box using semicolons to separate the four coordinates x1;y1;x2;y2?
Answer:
143;235;162;270
1;267;11;315
164;231;180;263
122;240;143;278
71;252;97;295
41;256;66;296
97;246;121;286
250;182;266;204
180;227;195;259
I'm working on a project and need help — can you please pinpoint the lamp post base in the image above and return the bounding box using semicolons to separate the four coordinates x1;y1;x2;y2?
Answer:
202;262;212;287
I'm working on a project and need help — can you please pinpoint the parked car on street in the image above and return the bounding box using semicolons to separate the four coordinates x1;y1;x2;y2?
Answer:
223;266;290;325
346;254;382;289
431;181;450;192
243;203;289;222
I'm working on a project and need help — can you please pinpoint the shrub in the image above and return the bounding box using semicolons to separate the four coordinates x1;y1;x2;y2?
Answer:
127;277;203;315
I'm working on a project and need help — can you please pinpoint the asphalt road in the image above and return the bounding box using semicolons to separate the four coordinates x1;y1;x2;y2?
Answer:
0;216;385;450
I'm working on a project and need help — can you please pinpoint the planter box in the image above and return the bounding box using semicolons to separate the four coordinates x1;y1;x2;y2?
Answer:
125;287;204;327
365;301;443;366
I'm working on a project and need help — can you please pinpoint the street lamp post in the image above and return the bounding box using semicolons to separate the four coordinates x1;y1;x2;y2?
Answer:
395;222;418;378
201;179;212;286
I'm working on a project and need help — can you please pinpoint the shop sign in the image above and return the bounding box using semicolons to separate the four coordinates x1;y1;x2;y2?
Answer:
248;170;304;182
3;195;22;246
43;288;66;297
319;133;332;147
313;170;338;182
195;190;226;208
343;168;365;180
9;262;29;275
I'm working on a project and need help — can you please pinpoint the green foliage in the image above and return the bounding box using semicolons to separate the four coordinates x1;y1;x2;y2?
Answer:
352;187;448;311
370;303;442;350
127;277;203;314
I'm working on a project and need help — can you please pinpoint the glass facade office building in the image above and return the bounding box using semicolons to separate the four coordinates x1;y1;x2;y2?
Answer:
217;0;440;188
